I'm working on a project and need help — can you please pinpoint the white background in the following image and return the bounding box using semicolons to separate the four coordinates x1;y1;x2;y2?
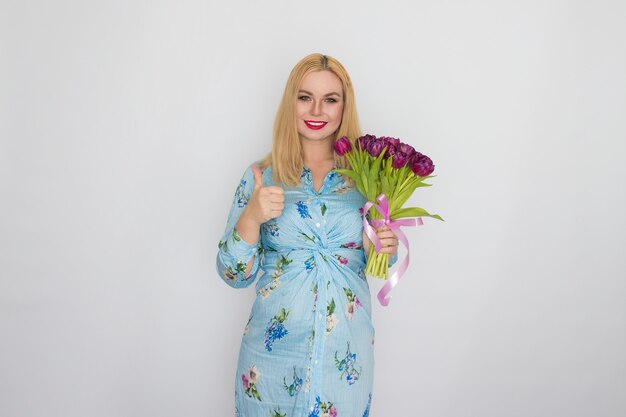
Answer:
1;1;625;416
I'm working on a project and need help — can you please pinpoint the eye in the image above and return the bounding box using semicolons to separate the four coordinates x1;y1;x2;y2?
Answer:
298;95;311;101
324;97;338;103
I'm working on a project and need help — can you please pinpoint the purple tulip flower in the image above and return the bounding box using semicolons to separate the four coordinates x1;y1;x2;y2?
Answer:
409;153;435;176
380;137;399;158
356;134;376;150
392;151;409;168
385;144;397;159
333;136;352;156
384;137;400;148
366;138;386;158
398;143;416;159
356;136;366;150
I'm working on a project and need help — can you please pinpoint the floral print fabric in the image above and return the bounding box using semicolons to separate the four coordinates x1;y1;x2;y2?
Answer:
217;164;396;417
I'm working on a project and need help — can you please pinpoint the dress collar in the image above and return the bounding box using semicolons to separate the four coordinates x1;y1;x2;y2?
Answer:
300;163;341;194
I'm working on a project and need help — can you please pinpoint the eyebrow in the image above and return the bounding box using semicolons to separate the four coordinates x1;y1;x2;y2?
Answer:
298;89;342;97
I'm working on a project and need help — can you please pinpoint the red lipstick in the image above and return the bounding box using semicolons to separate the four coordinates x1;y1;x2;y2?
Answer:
304;120;328;130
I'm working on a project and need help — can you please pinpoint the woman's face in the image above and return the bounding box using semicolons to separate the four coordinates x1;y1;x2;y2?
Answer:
295;70;344;144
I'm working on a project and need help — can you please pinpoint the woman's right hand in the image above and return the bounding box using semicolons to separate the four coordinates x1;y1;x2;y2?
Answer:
243;164;285;225
233;165;283;273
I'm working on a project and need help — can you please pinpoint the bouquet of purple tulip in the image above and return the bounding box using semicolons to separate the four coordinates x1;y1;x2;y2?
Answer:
333;135;443;304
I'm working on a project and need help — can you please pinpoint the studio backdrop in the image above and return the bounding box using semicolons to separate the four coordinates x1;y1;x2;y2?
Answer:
1;1;625;416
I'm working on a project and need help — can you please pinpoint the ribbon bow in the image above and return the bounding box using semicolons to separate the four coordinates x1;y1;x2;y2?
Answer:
362;194;423;306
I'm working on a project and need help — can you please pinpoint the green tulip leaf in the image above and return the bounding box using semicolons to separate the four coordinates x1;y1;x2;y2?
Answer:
368;149;386;192
381;175;390;199
391;206;444;221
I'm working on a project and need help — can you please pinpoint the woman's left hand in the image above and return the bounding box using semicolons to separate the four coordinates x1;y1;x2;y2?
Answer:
363;225;398;256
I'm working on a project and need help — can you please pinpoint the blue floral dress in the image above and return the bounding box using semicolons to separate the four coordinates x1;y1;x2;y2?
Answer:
216;164;395;417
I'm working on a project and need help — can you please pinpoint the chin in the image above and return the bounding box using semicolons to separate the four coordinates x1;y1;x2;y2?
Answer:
298;128;337;142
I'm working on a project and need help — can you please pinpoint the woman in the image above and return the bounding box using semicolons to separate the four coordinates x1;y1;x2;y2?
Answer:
217;53;398;417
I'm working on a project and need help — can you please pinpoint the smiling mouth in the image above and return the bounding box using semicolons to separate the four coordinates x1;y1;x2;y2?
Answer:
304;120;328;130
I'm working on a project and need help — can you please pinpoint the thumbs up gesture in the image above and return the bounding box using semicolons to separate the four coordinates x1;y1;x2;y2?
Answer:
244;165;285;225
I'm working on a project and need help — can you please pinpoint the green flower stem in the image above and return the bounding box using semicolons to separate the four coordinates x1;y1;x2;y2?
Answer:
391;167;407;199
366;206;385;279
365;238;390;280
397;170;415;195
344;152;356;169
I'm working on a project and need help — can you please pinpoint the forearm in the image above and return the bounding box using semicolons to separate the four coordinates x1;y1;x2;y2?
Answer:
237;209;261;245
237;210;261;275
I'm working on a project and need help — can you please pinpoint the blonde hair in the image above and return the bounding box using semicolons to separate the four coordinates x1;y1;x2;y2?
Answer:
258;53;362;186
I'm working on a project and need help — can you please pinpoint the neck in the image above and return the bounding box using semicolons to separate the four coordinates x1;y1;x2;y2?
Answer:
301;136;334;166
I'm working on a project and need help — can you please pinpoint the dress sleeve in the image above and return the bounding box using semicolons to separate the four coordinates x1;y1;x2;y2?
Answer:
215;165;262;288
388;251;398;267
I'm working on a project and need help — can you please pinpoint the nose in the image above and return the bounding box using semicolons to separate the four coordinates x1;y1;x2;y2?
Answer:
310;99;322;116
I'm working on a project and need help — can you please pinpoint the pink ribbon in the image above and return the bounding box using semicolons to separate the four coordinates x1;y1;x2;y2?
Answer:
362;194;423;306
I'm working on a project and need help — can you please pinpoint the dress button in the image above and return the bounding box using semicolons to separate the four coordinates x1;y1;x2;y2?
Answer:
318;313;323;319
315;222;320;227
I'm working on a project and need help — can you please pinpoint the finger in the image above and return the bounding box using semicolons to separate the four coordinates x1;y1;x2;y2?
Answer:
261;200;285;213
380;238;397;248
260;194;284;206
265;186;285;195
269;209;283;218
269;202;284;211
259;187;285;201
268;194;285;204
250;165;263;190
377;245;394;254
376;230;395;239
